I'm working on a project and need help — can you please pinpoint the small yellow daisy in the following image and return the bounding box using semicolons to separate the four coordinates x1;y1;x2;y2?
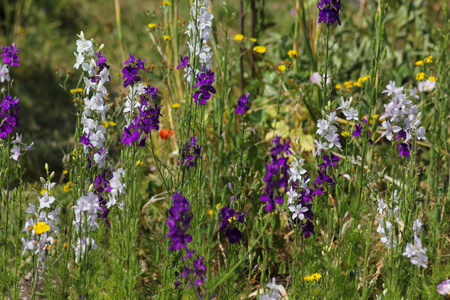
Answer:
335;84;342;89
234;34;244;41
278;65;286;71
163;35;171;41
33;222;50;235
416;72;425;81
341;131;350;137
69;88;83;94
171;103;180;108
161;1;171;5
148;23;157;29
288;50;298;58
253;46;266;54
428;76;436;82
424;55;433;63
249;37;257;42
415;60;424;66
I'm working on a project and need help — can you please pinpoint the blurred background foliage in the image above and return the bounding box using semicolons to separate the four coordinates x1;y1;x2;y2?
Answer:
0;0;445;181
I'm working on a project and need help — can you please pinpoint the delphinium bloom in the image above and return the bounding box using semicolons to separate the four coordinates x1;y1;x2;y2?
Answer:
193;65;216;106
380;81;426;157
166;192;194;251
121;86;162;146
286;154;316;238
0;95;21;139
314;111;342;155
0;43;21;67
122;53;147;88
22;177;60;263
235;92;251;114
259;278;282;300
402;219;428;268
182;0;214;83
179;136;203;170
437;279;450;295
376;191;400;248
217;206;247;244
317;0;342;25
166;192;208;297
260;135;291;212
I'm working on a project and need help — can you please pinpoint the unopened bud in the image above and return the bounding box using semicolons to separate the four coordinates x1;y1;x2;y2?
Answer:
49;171;55;180
45;163;49;172
40;177;46;184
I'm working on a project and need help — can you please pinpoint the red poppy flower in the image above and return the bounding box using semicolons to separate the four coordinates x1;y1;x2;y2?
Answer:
159;129;174;139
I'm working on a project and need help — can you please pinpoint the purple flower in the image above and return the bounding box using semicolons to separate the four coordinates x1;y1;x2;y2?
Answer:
352;124;363;137
235;92;251;114
177;55;189;70
437;279;450;295
397;142;411;157
0;95;21;139
179;137;203;169
225;227;242;244
166;192;194;251
0;43;20;67
122;53;147;88
193;67;216;105
260;136;291;212
317;0;341;25
318;152;339;170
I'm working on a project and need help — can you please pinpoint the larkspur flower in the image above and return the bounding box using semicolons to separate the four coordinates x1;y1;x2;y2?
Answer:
235;92;251;114
317;0;341;25
261;136;291;212
166;192;194;251
218;206;246;243
193;66;216;105
0;95;21;139
179;136;203;169
0;43;21;67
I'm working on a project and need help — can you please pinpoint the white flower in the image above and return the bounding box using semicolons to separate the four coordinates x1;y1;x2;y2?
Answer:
382;81;403;96
410;253;428;268
326;111;339;124
38;192;55;210
325;132;342;149
417;79;435;92
21;238;35;255
0;64;10;82
337;96;352;110
73;52;85;69
381;121;401;141
289;204;308;220
286;187;298;205
343;107;359;121
25;203;36;215
316;119;329;136
314;139;328;155
10;145;21;160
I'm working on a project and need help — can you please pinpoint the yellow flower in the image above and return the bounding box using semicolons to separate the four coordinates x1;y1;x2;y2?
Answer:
415;60;424;66
234;34;244;41
62;170;68;175
344;80;353;86
372;114;379;119
171;103;180;108
249;38;257;42
63;182;73;192
341;131;350;137
364;75;371;80
335;84;342;89
70;88;83;94
40;189;48;195
148;23;156;29
163;35;171;41
428;76;436;82
103;121;116;128
288;50;298;58
278;65;286;71
161;1;171;5
424;55;433;63
33;222;50;235
303;273;322;282
63;243;70;248
208;210;214;216
228;216;237;222
353;82;362;87
136;160;144;166
416;72;425;81
253;46;266;54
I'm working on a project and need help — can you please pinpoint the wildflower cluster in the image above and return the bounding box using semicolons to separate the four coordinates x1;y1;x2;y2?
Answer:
1;43;21;67
217;206;247;244
166;192;207;296
314;111;341;154
317;0;342;25
179;136;203;169
121;82;162;146
72;192;100;263
193;66;216;106
184;0;214;80
376;191;400;248
336;96;373;141
287;155;315;238
0;95;21;140
402;219;428;268
380;81;426;157
235;92;251;114
22;176;60;263
303;273;322;282
261;136;291;213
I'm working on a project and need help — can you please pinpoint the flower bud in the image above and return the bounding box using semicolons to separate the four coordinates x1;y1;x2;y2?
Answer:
40;177;46;184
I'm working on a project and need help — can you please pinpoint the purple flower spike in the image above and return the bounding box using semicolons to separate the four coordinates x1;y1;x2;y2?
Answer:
166;192;194;252
0;95;21;139
317;0;341;25
397;142;411;157
353;124;363;137
235;92;251;114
